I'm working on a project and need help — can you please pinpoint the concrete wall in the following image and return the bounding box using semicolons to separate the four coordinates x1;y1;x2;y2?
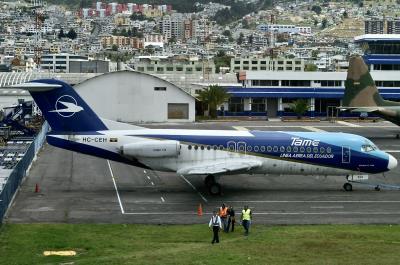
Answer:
75;71;195;123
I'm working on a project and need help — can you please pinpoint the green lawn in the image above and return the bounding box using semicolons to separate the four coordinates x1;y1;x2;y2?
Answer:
1;224;400;265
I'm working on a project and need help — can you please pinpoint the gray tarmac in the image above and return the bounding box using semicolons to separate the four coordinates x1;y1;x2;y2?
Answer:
6;120;400;225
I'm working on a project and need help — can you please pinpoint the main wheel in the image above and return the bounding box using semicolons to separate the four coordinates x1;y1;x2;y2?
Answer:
343;182;353;192
208;183;221;195
204;174;215;187
375;185;381;191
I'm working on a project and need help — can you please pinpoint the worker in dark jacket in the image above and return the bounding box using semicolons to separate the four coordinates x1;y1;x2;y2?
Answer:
227;206;235;232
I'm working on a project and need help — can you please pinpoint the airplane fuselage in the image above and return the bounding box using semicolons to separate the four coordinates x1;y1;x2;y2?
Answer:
46;129;393;176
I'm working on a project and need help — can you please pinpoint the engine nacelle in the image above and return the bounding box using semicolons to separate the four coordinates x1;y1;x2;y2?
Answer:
121;140;180;158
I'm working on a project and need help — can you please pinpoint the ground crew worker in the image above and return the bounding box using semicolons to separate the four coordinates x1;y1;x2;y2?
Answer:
209;210;222;244
219;203;228;232
227;206;235;232
240;205;252;236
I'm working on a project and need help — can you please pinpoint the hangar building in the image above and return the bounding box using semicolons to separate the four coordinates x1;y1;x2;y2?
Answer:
0;70;195;123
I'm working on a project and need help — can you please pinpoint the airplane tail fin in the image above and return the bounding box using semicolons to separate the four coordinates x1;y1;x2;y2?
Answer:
343;56;385;107
14;79;108;132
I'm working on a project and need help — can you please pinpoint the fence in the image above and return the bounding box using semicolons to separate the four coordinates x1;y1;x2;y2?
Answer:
0;122;49;222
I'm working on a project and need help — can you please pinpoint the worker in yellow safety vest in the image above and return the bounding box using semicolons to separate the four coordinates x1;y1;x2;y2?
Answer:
240;205;252;236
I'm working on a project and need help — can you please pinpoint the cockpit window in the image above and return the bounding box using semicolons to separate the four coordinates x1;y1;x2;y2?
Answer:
361;144;376;152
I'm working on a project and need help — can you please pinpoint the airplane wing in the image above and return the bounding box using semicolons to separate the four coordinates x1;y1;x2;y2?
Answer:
177;159;262;175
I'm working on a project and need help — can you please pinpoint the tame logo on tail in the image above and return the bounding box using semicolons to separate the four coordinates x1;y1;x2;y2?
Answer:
28;79;108;132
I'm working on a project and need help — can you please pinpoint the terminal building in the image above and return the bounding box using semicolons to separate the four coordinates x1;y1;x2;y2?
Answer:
221;34;400;118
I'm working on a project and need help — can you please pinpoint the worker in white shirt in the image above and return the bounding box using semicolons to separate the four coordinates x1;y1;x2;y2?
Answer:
209;210;222;244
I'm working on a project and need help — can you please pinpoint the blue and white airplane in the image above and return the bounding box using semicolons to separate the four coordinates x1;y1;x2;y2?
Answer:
14;79;397;194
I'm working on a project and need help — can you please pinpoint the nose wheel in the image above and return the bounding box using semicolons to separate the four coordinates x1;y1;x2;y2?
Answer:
204;174;222;195
343;182;353;192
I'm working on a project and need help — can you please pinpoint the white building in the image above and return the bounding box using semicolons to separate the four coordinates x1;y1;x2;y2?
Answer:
75;71;195;123
40;53;89;73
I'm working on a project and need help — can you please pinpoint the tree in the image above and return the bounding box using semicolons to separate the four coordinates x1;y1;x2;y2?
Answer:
321;18;328;29
66;28;77;39
197;85;230;118
222;30;231;38
305;63;318;71
290;99;310;119
311;5;322;15
237;33;244;45
343;10;348;18
112;44;118;51
214;51;232;73
58;29;65;39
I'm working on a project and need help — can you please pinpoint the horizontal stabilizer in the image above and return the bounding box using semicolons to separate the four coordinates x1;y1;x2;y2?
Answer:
9;82;62;91
338;106;380;112
177;159;262;175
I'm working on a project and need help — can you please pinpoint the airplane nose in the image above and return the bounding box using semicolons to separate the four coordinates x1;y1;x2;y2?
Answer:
388;154;398;170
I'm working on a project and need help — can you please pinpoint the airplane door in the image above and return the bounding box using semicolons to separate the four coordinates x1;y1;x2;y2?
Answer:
227;141;236;157
342;146;351;163
237;142;247;155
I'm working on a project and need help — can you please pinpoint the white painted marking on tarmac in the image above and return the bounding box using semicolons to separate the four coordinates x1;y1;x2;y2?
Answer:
310;206;344;209
336;121;362;127
383;150;400;153
147;176;151;180
179;175;208;203
246;125;398;128
151;181;155;186
144;170;147;174
161;197;165;202
232;126;249;131
224;200;400;203
303;126;326;132
121;211;400;215
107;160;125;214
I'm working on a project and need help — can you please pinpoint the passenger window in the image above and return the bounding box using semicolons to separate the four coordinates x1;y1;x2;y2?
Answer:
254;146;259;152
188;145;192;150
273;146;278;152
267;146;272;152
213;145;218;150
194;145;199;150
201;146;205;150
247;146;252;152
261;146;266;152
313;147;318;153
327;147;332;153
306;147;311;153
293;146;298;153
300;147;305;153
286;146;291;152
238;145;245;152
320;147;325;153
280;146;285;152
219;145;224;150
207;146;211;150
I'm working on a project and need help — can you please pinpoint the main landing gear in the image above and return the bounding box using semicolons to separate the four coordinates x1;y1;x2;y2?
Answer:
343;182;353;192
205;174;222;195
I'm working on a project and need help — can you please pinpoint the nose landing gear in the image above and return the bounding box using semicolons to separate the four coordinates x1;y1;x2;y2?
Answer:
204;174;222;195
